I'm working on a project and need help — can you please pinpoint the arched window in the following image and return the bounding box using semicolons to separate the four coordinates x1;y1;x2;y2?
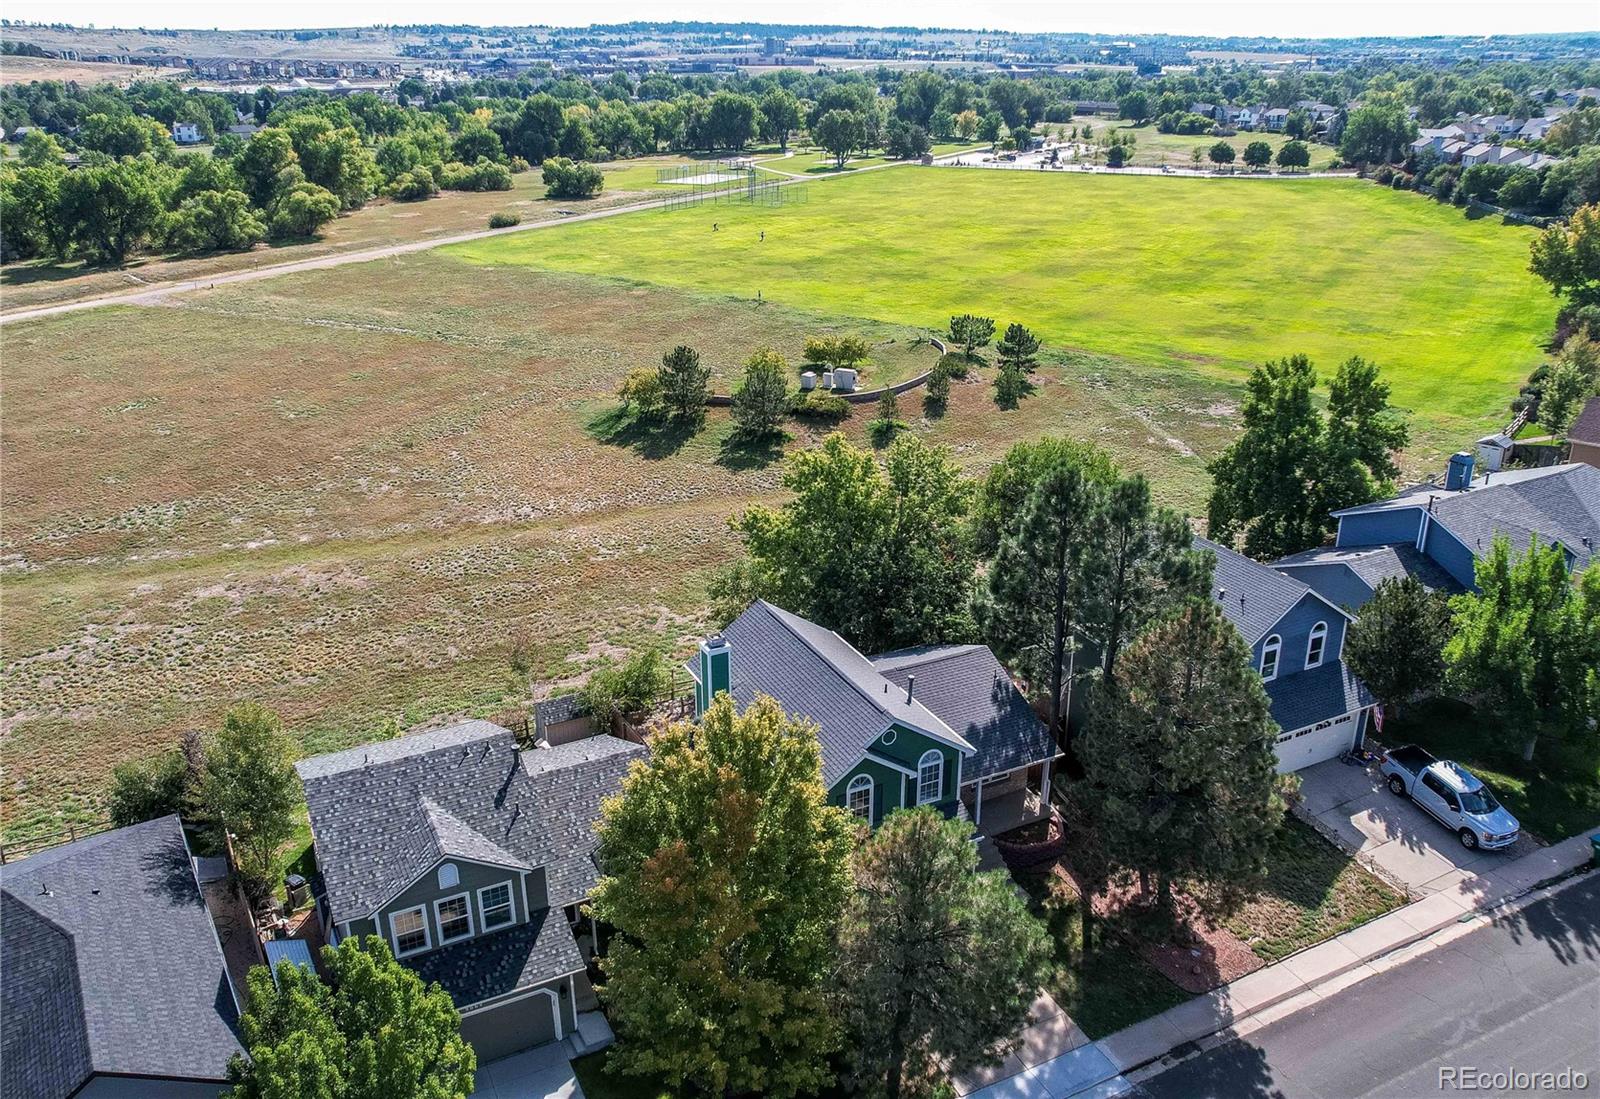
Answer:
437;863;459;890
1260;635;1282;682
846;775;873;820
1305;622;1328;669
917;750;944;805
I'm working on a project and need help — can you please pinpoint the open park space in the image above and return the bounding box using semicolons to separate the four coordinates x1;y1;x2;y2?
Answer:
447;167;1555;444
0;161;1562;844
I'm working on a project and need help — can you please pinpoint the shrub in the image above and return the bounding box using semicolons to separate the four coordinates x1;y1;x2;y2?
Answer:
924;363;951;414
509;156;532;173
542;156;604;199
488;211;521;228
618;367;664;414
936;351;970;379
439;160;513;192
790;388;851;421
387;166;439;202
582;649;671;728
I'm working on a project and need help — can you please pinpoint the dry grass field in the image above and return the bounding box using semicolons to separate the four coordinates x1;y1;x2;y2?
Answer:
0;252;1234;840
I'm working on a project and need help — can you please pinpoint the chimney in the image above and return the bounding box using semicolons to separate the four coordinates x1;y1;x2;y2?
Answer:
1445;451;1474;491
695;635;731;718
905;675;916;705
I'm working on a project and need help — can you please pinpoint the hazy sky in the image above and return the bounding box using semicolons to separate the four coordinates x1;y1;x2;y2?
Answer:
9;0;1597;38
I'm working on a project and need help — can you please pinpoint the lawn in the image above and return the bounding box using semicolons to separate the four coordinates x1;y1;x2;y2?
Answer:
1382;697;1600;843
1014;866;1190;1038
1217;815;1408;963
0;251;1237;839
1079;116;1340;171
446;166;1555;441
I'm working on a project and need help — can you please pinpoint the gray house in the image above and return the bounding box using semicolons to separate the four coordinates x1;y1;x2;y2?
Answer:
297;721;645;1062
1;816;244;1099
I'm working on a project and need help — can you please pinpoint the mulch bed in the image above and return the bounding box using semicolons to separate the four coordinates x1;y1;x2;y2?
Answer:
1023;858;1264;995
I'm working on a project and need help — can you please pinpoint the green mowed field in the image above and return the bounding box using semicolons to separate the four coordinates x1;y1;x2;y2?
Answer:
1080;117;1341;170
448;167;1554;437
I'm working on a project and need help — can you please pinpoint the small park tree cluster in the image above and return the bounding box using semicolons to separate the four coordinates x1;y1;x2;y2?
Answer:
541;155;604;198
803;333;870;369
1207;354;1410;560
616;343;711;428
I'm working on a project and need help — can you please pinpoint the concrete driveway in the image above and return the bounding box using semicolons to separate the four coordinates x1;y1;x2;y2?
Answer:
1297;758;1541;897
472;1042;583;1099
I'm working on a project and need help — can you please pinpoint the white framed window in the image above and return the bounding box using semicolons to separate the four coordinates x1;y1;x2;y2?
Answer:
390;905;430;957
846;775;873;820
435;893;474;944
437;863;459;890
1305;622;1328;669
1260;635;1282;682
917;750;944;805
479;882;514;930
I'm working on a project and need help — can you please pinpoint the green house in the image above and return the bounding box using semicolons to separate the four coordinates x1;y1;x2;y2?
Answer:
689;602;1059;834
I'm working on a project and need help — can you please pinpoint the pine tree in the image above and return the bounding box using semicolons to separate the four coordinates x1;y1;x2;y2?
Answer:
729;348;790;442
1078;603;1281;910
996;322;1041;373
657;344;710;426
948;313;996;360
838;809;1051;1098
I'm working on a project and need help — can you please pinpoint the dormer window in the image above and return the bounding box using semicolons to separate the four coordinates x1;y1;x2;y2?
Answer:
917;750;944;805
435;894;473;944
846;775;873;820
1306;622;1328;669
1261;635;1282;682
391;906;429;957
437;863;459;890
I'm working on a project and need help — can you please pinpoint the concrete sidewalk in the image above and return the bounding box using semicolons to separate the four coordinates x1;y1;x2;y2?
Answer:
1098;829;1597;1078
961;827;1594;1099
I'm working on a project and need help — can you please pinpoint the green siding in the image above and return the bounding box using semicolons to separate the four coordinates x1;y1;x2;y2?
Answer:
827;723;963;825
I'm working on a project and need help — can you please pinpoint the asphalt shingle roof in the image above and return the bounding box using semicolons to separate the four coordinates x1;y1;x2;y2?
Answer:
713;601;970;788
405;906;584;1009
873;645;1056;780
0;816;242;1099
1265;661;1374;732
297;723;645;927
1570;397;1600;445
1333;463;1600;572
1272;542;1465;607
1196;537;1323;644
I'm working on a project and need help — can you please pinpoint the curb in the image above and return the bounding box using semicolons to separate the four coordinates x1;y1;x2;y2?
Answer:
1112;860;1596;1084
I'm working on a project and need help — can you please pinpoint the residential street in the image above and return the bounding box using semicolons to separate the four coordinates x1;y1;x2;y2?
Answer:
1138;873;1600;1099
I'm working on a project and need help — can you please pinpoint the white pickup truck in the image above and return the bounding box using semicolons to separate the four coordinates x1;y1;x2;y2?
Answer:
1378;745;1521;851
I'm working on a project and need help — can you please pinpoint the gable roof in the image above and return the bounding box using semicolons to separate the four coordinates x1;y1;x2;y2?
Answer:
873;645;1056;780
0;816;242;1099
1265;661;1374;733
1271;542;1466;607
1570;396;1600;445
1333;463;1600;572
1197;537;1347;645
297;722;645;926
710;601;971;788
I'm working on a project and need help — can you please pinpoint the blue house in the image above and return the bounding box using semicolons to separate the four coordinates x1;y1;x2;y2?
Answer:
1277;457;1600;608
690;601;1059;835
1199;538;1374;772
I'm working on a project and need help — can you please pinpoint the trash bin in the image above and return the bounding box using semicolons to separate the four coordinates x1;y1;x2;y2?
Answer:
285;872;309;908
1591;833;1600;868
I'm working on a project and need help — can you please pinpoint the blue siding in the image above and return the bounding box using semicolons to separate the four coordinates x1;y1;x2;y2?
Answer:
1336;508;1424;548
1274;563;1374;612
1253;594;1346;679
1422;521;1479;590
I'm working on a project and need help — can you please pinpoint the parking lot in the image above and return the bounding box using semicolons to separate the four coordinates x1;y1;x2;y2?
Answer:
1297;758;1542;897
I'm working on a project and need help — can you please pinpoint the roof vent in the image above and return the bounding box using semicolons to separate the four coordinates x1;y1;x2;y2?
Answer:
905;675;916;705
1217;587;1227;601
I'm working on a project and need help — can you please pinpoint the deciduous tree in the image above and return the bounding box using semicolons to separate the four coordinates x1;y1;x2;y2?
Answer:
1243;140;1273;169
814;108;866;168
1530;203;1600;307
225;936;475;1099
838;809;1051;1099
590;695;853;1098
200;702;300;883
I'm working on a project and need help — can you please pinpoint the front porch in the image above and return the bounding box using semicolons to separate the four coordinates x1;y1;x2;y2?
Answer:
962;758;1054;837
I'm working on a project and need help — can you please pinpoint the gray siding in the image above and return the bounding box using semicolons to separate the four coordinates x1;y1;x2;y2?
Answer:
374;859;540;957
79;1077;226;1099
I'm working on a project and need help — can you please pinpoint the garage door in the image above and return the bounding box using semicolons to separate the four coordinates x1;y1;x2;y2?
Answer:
1274;712;1357;772
460;990;559;1063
